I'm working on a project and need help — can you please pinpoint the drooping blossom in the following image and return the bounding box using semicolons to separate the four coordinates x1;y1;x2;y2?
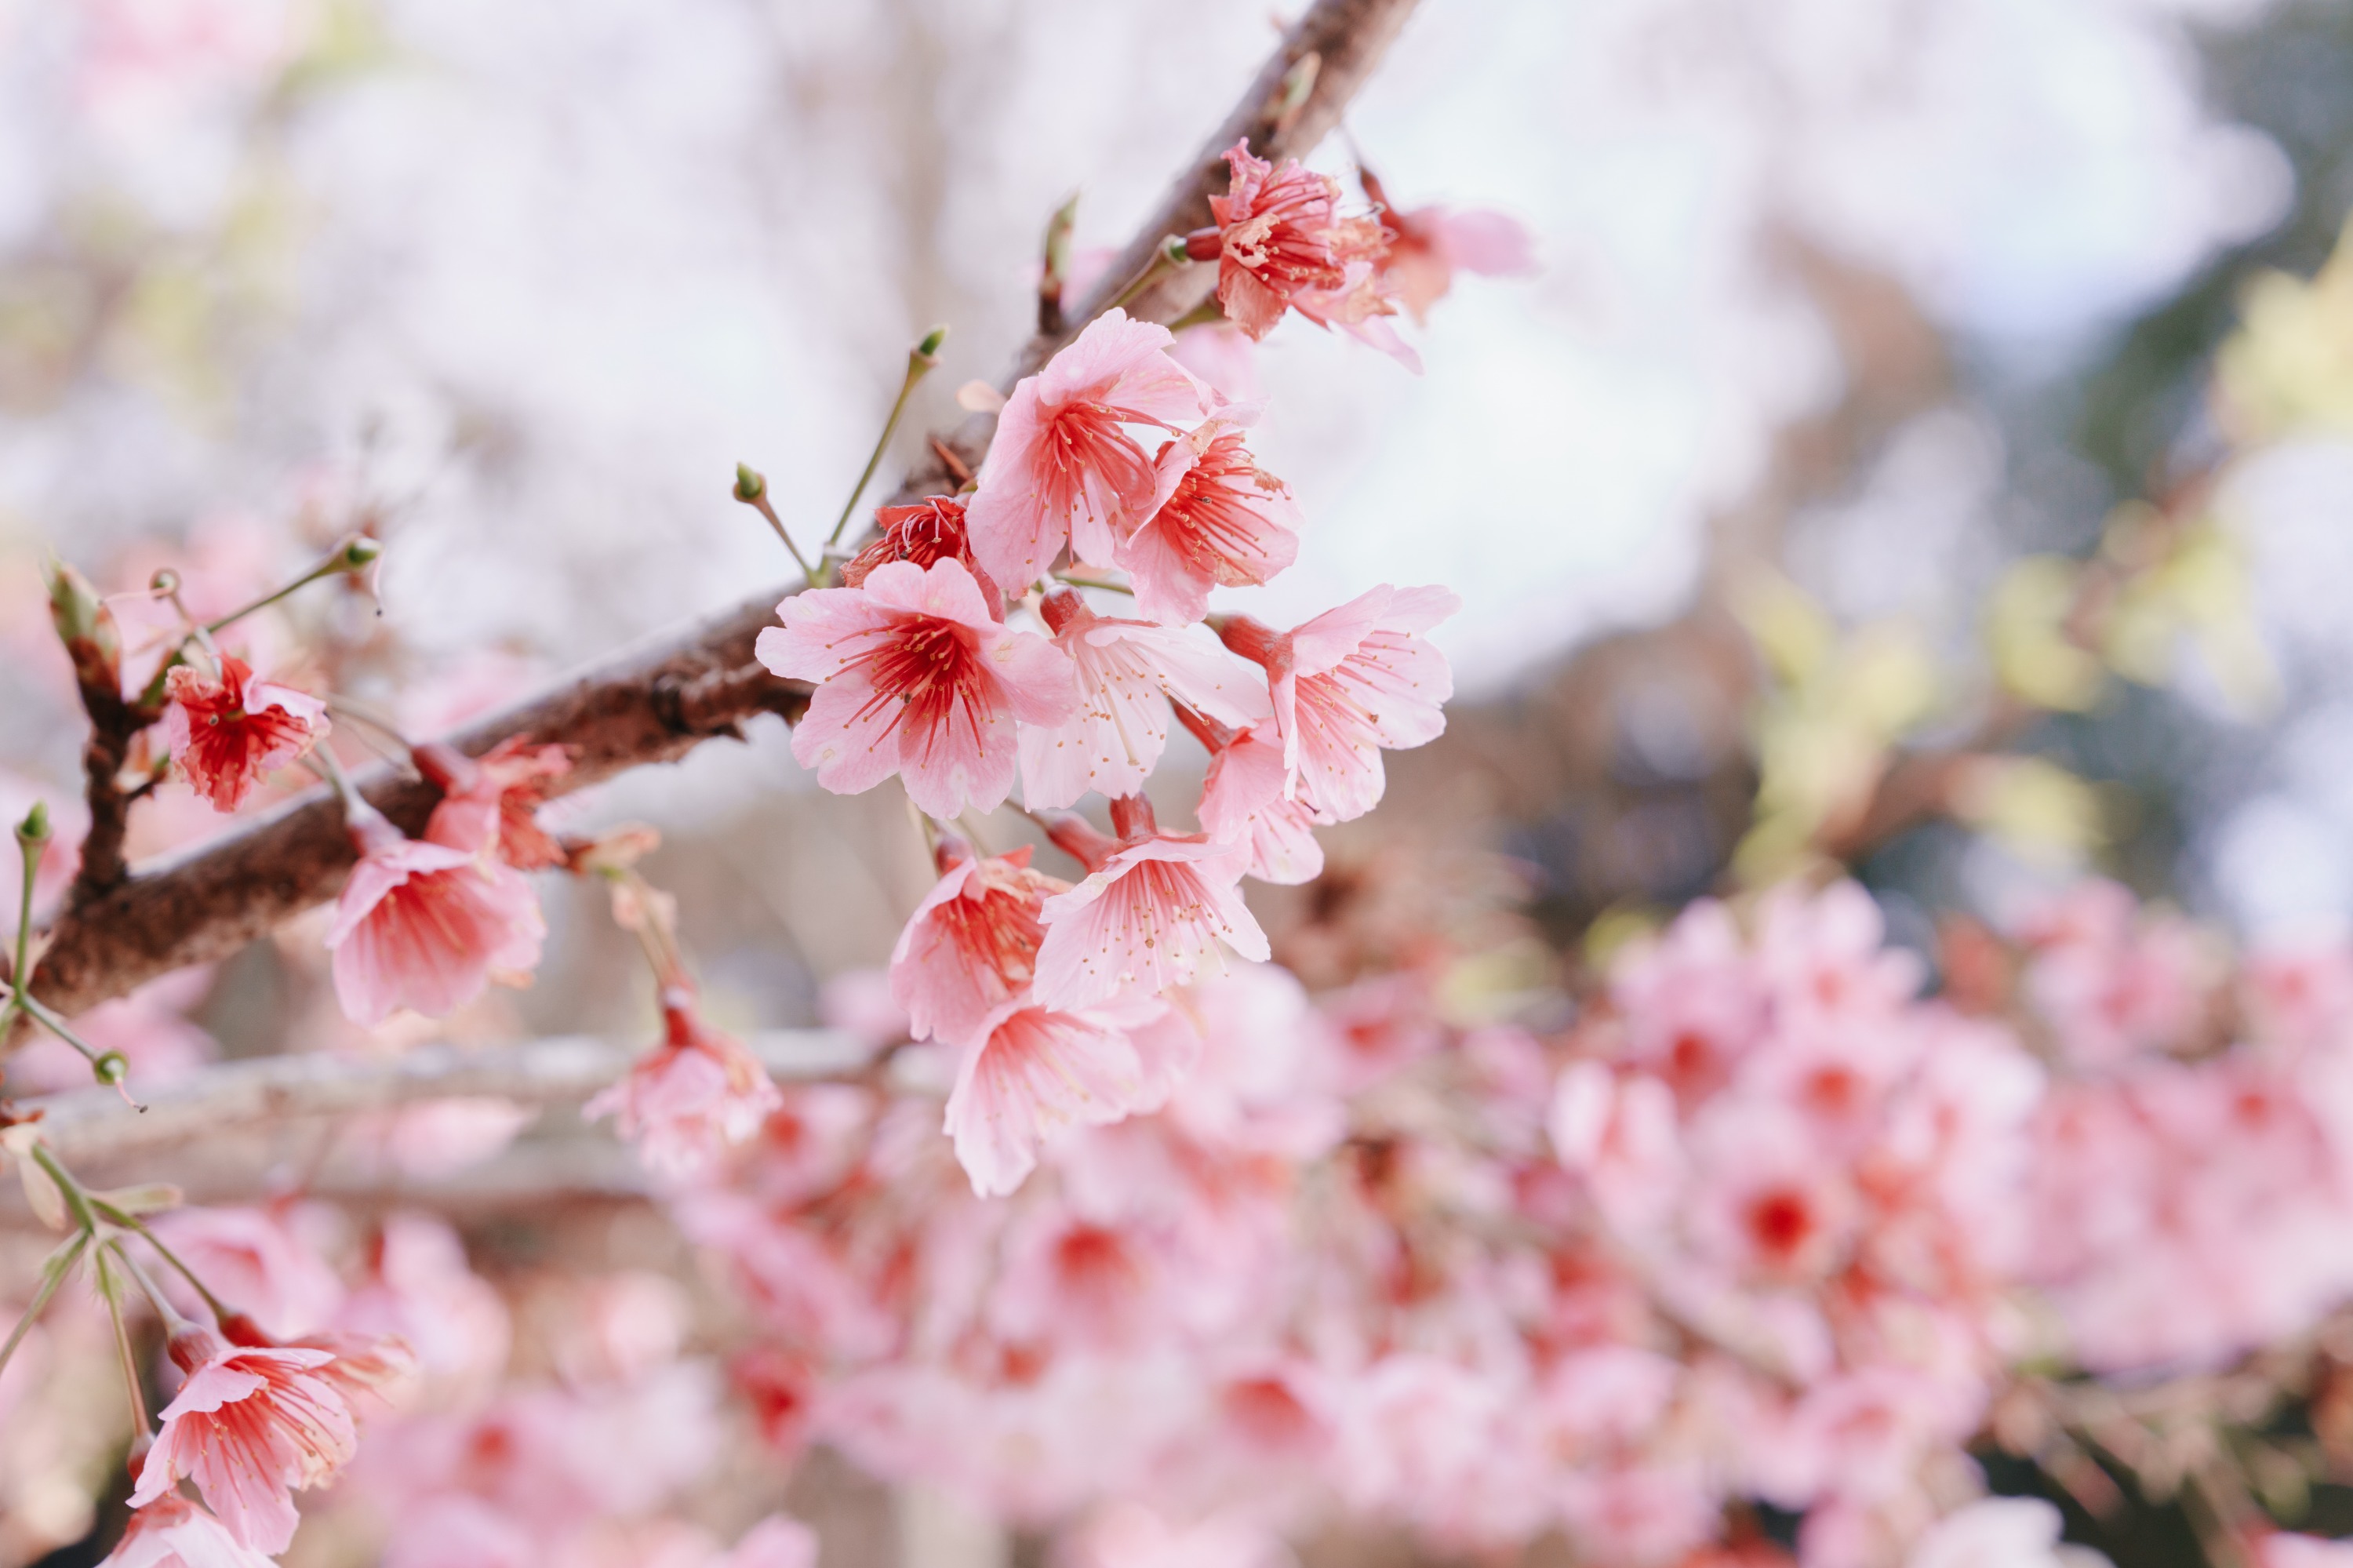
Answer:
1359;166;1537;325
1032;811;1271;1010
842;494;1000;607
966;309;1207;591
1191;720;1322;885
146;1204;346;1341
416;737;574;871
131;1329;362;1552
756;557;1076;820
890;838;1067;1045
1201;141;1385;342
99;1495;278;1568
944;992;1196;1195
1218;584;1460;823
1018;590;1270;809
1120;422;1302;625
325;801;545;1026
586;988;785;1178
162;655;329;811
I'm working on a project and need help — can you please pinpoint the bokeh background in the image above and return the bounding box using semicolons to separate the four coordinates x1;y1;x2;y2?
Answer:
9;0;2353;1563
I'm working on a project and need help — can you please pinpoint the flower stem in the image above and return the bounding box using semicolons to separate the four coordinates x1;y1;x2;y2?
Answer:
733;467;821;589
205;535;380;635
827;328;950;555
93;1245;153;1435
7;802;44;1016
12;989;145;1109
102;1207;233;1325
0;1230;90;1384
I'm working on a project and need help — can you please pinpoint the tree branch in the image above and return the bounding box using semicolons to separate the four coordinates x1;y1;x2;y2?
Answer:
15;1028;871;1166
19;0;1424;1024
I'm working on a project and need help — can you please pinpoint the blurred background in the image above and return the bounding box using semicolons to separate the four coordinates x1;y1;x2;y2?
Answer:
9;0;2353;1563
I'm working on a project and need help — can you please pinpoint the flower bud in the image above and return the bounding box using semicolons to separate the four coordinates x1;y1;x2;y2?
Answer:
914;325;950;365
336;535;384;571
16;801;49;847
43;557;122;696
93;1051;129;1087
734;463;768;504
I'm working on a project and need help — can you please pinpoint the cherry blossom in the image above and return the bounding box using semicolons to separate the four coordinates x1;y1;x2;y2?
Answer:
1017;590;1270;809
586;990;785;1178
1218;584;1460;823
1119;423;1301;626
966;310;1207;591
1031;827;1269;1010
416;737;574;871
161;656;329;811
132;1329;362;1552
890;839;1065;1046
944;994;1194;1195
757;557;1076;820
98;1495;278;1568
325;802;546;1025
1359;167;1537;325
1191;722;1323;885
841;494;999;605
1202;141;1387;343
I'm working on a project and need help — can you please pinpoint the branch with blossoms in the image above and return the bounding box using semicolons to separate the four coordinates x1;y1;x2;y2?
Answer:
11;0;1427;1028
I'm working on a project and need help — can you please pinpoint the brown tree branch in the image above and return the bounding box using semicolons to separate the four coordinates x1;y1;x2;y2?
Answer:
19;0;1424;1024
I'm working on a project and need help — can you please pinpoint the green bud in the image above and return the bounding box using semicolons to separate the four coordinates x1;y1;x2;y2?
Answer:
734;463;768;504
337;535;384;571
16;802;49;846
93;1051;129;1086
43;556;122;695
914;325;950;364
1161;233;1192;267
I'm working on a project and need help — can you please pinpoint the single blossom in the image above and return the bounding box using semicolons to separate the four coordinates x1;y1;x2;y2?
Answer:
756;557;1077;820
1018;590;1271;809
131;1329;361;1553
416;737;574;871
1119;423;1303;626
1219;584;1460;823
944;993;1195;1195
966;309;1206;591
586;990;785;1178
162;656;330;812
1192;720;1323;885
890;839;1067;1046
842;494;1001;608
101;1496;278;1568
324;803;546;1026
1360;166;1537;326
1032;828;1271;1010
1202;141;1369;340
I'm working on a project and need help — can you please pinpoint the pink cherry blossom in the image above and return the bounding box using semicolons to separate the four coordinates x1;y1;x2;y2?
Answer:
841;494;1000;606
100;1495;278;1568
585;991;784;1178
1359;168;1537;326
1018;590;1270;809
756;557;1077;820
1064;1503;1292;1568
1192;722;1323;885
2015;879;2216;1069
416;737;574;871
1220;584;1459;822
1204;141;1387;343
1903;1498;2096;1568
890;839;1066;1045
944;994;1182;1195
325;802;546;1025
146;1204;346;1341
1119;423;1302;626
132;1329;361;1553
162;655;329;812
1032;832;1270;1010
966;309;1207;590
